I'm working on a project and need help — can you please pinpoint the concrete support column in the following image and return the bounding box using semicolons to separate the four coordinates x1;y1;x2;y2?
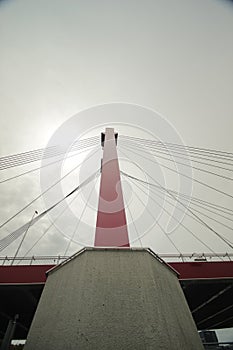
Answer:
1;315;18;350
24;249;204;350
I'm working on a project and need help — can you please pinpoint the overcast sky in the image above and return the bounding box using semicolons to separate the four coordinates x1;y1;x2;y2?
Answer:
0;0;233;340
1;0;233;255
0;0;233;253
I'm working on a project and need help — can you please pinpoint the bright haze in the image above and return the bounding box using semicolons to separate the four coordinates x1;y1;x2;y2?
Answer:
0;0;233;261
1;0;233;342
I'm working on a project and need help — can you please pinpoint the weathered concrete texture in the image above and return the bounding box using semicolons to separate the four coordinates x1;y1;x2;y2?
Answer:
24;248;204;350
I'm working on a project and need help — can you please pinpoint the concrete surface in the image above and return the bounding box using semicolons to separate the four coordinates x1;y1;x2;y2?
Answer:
24;248;204;350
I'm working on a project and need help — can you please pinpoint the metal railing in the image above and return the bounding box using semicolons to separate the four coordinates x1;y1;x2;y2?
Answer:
202;341;233;349
0;252;232;265
0;255;68;266
159;252;233;262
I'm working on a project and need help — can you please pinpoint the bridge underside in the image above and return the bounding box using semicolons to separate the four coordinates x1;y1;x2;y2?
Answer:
0;261;232;340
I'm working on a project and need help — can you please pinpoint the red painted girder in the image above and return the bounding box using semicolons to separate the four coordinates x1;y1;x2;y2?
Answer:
95;128;129;247
0;262;233;284
0;265;54;284
169;261;233;280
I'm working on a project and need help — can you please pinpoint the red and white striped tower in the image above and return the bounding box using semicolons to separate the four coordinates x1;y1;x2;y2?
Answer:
95;128;130;247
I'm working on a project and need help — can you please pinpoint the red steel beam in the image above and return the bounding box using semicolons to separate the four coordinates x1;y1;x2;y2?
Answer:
169;261;233;280
95;128;129;247
0;265;54;284
0;262;233;284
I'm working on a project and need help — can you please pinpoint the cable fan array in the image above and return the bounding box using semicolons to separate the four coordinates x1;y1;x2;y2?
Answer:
117;135;233;257
0;136;99;184
0;136;100;257
0;136;99;170
0;133;232;261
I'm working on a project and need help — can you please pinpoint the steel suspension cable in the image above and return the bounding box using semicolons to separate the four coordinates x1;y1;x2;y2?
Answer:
19;173;100;260
120;135;233;160
120;142;233;181
0;143;98;184
123;174;189;256
124;156;233;216
142;181;233;215
0;168;100;252
63;173;100;256
126;200;143;248
119;139;233;172
0;138;98;164
122;172;225;259
0;146;100;230
155;187;233;216
17;193;80;261
120;137;233;165
0;136;99;170
120;163;233;250
119;144;233;200
145;182;233;225
0;136;99;163
132;176;233;246
11;211;38;264
179;205;233;231
119;144;233;218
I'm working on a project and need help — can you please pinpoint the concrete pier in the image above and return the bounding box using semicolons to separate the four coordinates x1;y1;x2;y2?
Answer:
24;248;204;350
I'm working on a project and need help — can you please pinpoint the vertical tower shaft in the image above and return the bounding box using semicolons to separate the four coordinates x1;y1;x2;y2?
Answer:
95;128;129;247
